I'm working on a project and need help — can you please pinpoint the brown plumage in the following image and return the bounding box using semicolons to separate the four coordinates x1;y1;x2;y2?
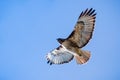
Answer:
46;8;96;65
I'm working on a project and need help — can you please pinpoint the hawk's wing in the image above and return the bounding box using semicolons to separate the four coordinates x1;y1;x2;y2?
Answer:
66;8;96;48
46;45;74;65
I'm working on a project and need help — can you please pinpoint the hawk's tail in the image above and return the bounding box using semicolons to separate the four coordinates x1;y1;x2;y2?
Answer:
74;50;91;64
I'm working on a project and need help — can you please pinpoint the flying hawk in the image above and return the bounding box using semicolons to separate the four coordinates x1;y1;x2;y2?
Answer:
46;8;96;65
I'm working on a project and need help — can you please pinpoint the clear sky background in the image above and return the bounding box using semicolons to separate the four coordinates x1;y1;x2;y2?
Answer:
0;0;120;80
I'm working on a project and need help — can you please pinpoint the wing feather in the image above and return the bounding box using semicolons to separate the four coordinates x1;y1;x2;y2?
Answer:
46;46;74;65
67;8;96;48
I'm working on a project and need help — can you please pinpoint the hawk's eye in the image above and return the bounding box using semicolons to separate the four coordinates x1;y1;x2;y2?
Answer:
60;45;62;48
56;47;59;50
56;45;62;50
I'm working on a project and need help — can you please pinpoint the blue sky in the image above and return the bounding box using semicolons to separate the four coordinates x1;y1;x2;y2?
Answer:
0;0;120;80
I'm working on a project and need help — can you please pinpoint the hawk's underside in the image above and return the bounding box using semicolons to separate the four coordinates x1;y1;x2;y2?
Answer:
46;8;96;65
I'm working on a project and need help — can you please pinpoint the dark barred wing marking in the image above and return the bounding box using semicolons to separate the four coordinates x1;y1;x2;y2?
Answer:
46;46;74;65
67;8;96;48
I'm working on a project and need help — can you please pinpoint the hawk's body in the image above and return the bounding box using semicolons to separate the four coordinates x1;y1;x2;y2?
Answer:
46;8;96;65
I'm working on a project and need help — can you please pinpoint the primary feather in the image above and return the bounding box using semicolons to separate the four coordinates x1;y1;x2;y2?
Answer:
66;8;96;48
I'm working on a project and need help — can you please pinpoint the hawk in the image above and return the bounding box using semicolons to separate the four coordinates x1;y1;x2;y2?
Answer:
46;8;96;65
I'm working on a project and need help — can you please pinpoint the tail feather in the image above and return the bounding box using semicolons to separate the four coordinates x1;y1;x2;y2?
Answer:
74;50;91;64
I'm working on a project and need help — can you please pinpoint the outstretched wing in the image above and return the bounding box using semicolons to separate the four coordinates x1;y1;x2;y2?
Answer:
46;45;74;65
67;8;96;48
